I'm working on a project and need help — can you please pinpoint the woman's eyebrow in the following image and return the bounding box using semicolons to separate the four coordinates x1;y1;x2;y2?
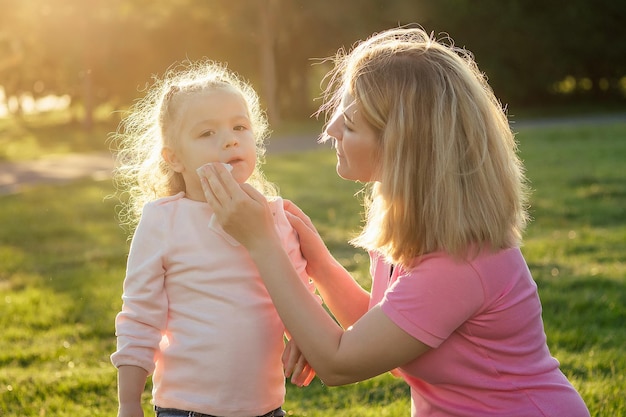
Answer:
342;111;355;124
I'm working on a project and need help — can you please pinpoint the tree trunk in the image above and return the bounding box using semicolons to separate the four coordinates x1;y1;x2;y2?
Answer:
82;69;94;132
258;0;279;126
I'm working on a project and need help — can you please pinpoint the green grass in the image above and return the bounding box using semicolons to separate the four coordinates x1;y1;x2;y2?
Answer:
0;108;118;161
513;122;626;417
0;119;624;416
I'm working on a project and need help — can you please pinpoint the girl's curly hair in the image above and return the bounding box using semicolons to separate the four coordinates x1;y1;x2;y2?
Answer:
110;60;275;235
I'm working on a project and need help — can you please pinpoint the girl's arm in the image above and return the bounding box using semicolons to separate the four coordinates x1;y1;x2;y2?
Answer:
112;203;168;416
201;165;430;385
117;365;148;417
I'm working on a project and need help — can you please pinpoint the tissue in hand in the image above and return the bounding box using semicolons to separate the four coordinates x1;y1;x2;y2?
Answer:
197;162;233;177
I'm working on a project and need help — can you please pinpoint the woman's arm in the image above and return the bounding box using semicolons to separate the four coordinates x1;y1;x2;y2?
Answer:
247;233;429;385
283;200;370;329
201;165;430;385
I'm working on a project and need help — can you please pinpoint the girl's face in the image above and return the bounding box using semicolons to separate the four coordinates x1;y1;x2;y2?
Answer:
162;87;257;201
325;93;380;182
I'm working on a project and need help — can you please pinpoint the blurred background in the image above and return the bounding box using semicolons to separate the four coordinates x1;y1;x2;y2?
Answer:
1;0;625;135
1;3;625;415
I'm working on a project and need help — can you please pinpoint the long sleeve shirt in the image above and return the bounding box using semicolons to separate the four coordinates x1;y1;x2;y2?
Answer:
111;193;313;417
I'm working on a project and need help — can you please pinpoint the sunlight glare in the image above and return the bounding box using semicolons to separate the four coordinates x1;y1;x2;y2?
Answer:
0;87;71;118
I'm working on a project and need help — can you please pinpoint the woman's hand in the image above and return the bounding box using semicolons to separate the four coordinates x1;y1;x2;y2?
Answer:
199;163;278;249
283;200;337;281
283;338;316;387
285;199;373;329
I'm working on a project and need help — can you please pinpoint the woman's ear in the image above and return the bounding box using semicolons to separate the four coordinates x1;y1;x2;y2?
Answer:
161;147;184;173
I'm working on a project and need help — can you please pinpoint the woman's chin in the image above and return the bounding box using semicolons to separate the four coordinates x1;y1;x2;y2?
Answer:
336;164;353;181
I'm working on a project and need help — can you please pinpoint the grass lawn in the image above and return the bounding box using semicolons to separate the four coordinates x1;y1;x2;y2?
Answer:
0;118;624;416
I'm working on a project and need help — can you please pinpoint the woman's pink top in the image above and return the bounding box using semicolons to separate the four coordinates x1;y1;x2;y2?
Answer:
111;193;313;417
369;247;590;417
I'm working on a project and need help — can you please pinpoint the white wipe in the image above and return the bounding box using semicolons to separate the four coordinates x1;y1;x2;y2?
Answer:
197;162;233;177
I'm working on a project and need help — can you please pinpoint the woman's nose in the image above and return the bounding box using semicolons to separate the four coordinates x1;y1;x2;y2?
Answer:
325;113;343;141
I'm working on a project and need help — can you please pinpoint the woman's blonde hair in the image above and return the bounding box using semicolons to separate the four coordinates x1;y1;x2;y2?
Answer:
319;27;530;268
111;60;275;233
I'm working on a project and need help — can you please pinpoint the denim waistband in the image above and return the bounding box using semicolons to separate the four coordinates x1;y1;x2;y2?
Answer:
154;406;286;417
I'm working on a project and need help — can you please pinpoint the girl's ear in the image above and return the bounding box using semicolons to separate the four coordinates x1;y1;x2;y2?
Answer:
161;147;184;173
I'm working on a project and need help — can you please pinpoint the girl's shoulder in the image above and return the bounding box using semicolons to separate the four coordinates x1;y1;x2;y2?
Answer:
266;196;284;213
266;196;298;239
149;192;186;207
141;192;186;217
268;196;298;229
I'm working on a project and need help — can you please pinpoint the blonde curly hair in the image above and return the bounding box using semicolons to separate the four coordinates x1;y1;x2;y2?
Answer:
111;60;275;233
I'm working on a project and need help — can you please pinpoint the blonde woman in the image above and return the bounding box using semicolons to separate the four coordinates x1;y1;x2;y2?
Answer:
110;60;315;417
201;28;590;417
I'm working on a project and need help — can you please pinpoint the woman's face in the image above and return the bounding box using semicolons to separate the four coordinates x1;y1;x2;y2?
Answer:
325;93;380;182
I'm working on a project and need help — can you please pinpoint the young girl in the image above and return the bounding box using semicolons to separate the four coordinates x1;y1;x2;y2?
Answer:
110;60;315;417
200;27;591;416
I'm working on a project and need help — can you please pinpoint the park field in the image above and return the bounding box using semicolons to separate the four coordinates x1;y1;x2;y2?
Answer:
0;119;624;416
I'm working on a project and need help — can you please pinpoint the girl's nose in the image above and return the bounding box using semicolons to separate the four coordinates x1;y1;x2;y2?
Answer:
223;132;239;148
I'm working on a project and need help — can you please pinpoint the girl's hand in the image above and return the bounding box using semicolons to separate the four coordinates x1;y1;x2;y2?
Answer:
283;338;316;387
118;403;144;417
200;163;277;249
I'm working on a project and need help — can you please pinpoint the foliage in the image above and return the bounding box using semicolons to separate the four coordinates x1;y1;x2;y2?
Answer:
0;121;625;416
420;0;626;105
0;0;624;124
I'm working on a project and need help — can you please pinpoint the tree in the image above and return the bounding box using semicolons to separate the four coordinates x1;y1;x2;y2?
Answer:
1;0;622;129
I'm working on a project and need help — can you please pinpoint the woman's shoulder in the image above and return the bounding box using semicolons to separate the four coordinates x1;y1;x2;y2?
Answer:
393;247;525;280
467;246;526;272
443;247;530;296
414;246;523;265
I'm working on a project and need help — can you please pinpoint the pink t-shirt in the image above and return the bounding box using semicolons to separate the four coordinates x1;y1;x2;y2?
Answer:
111;193;313;417
369;248;589;417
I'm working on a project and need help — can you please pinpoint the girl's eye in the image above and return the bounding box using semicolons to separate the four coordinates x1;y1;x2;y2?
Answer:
200;130;215;137
234;125;247;131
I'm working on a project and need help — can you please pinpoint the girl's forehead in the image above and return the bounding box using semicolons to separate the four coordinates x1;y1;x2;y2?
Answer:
172;83;237;99
192;84;241;98
175;86;247;110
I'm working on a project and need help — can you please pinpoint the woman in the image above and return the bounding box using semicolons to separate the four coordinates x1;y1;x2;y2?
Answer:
200;27;590;417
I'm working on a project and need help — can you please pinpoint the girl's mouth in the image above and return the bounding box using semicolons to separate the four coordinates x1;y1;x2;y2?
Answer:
227;158;243;166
